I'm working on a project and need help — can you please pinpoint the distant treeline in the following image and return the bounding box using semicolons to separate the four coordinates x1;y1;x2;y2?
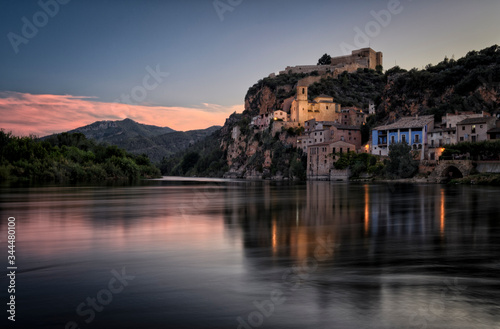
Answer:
0;131;161;182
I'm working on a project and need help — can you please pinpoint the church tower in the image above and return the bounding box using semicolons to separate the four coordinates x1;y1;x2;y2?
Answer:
290;85;309;123
296;85;308;123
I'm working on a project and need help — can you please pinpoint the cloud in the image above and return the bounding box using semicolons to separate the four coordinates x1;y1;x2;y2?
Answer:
0;91;243;136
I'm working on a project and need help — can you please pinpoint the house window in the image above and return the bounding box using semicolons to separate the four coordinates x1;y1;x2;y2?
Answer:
402;135;406;143
460;137;464;141
326;106;329;110
431;140;434;147
302;88;305;94
480;125;483;129
391;136;395;143
415;135;420;143
472;135;476;142
472;125;476;133
333;148;336;153
340;148;343;153
439;132;442;136
462;126;465;130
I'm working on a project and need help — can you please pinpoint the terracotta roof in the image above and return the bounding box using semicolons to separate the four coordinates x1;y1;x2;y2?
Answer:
457;117;494;125
375;115;434;130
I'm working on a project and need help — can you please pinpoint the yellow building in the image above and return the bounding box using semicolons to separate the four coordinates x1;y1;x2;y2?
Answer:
290;86;341;125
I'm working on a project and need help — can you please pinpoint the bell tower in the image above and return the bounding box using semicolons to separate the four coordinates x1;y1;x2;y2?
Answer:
297;86;308;101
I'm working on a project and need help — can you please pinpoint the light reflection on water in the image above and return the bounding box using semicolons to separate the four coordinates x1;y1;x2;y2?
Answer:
0;180;499;329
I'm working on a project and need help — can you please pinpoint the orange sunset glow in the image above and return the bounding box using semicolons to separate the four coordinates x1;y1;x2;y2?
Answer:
0;91;242;136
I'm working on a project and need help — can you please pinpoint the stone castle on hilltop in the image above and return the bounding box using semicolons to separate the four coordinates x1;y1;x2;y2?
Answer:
278;48;383;76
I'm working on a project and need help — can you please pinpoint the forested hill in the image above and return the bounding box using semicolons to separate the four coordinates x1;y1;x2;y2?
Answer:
56;118;220;163
0;131;161;182
379;45;500;122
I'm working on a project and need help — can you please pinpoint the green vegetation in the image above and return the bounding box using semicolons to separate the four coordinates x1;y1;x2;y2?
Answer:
442;140;500;161
0;131;160;183
450;173;500;186
307;69;386;108
159;129;228;177
384;45;500;121
317;53;331;65
333;152;383;177
384;143;419;179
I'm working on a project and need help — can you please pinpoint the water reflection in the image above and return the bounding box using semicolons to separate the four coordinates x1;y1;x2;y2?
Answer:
0;181;498;329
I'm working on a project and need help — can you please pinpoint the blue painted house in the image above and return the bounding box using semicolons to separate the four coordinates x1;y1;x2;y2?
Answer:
371;115;434;159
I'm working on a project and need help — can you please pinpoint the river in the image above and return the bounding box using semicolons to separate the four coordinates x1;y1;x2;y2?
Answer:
0;178;499;328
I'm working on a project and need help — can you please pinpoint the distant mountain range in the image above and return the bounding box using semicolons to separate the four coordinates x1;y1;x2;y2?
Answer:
60;118;220;163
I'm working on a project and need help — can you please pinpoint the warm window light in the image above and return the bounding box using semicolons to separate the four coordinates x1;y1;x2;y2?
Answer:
440;148;445;153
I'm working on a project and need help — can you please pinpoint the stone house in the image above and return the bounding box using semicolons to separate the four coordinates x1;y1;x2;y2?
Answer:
330;124;362;150
427;127;455;160
298;119;361;152
340;107;367;126
307;141;356;180
456;117;496;142
272;110;288;121
251;113;272;129
487;127;500;140
442;112;488;129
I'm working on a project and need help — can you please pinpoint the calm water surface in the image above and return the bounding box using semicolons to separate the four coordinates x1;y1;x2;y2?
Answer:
0;179;499;329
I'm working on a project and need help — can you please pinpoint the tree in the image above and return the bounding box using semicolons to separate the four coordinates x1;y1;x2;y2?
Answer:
180;152;200;174
385;143;418;179
317;53;331;66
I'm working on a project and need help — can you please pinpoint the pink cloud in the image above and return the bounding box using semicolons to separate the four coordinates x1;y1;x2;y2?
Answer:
0;91;242;136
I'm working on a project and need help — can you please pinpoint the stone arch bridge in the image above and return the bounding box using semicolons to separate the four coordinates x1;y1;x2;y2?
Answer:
432;160;474;179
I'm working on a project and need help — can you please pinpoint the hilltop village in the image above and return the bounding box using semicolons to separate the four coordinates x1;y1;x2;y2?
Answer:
224;48;500;181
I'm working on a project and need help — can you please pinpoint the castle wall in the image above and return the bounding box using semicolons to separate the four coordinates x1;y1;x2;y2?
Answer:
282;48;383;76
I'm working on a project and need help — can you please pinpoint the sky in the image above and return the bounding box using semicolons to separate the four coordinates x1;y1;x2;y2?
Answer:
1;0;499;136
